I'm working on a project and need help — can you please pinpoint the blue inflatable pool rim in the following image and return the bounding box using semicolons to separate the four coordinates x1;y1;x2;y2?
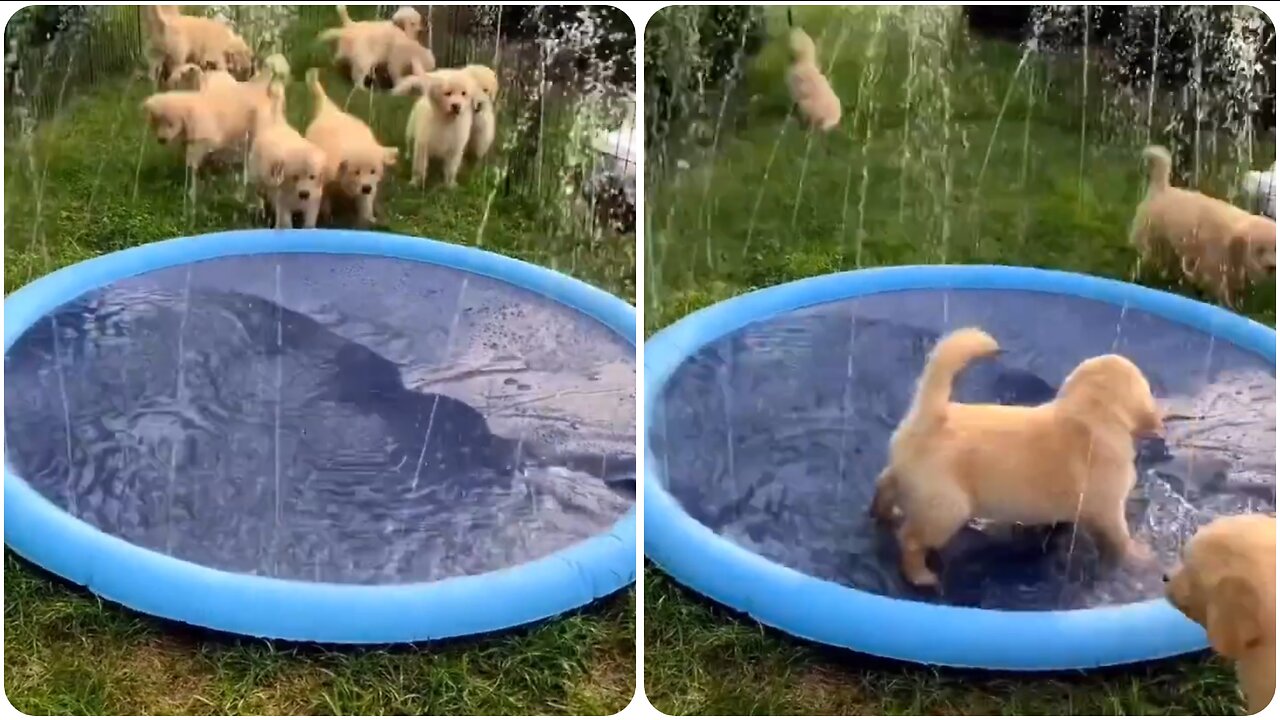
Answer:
643;264;1275;671
4;229;637;644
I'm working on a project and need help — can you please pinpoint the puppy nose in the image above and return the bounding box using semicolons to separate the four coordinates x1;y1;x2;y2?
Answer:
298;190;310;200
1162;573;1171;583
361;185;373;195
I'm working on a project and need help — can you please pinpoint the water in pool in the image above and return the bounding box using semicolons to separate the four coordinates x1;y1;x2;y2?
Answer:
5;254;636;584
653;288;1275;610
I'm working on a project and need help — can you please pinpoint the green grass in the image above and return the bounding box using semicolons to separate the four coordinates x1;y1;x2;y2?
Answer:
4;11;634;715
643;5;1272;715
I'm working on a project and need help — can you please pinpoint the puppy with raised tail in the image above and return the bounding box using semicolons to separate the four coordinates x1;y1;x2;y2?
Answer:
1166;514;1276;714
303;69;398;226
144;6;254;87
318;5;433;88
786;28;841;132
393;68;475;187
1131;146;1277;308
249;81;327;229
871;328;1164;588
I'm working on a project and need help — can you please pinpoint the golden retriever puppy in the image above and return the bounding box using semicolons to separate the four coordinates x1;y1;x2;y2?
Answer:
142;65;273;200
304;69;398;226
870;328;1164;588
144;6;254;87
391;6;424;40
462;64;498;160
394;69;475;187
1166;514;1276;714
1131;146;1277;308
249;82;327;229
318;5;432;88
786;28;841;132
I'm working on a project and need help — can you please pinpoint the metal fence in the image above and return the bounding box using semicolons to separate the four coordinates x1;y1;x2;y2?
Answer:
3;5;636;236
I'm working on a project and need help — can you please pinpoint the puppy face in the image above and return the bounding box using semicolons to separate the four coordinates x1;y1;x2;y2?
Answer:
334;146;398;197
225;37;254;78
465;65;499;103
143;95;189;145
392;7;422;38
274;146;328;203
1062;354;1163;437
1244;231;1277;279
1166;516;1274;659
428;73;471;117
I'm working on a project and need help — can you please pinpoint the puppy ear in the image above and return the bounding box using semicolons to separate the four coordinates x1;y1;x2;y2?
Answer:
337;159;349;177
1206;576;1264;658
269;159;286;185
382;147;399;167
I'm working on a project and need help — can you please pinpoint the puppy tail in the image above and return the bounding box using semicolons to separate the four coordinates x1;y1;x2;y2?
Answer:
789;28;818;65
905;328;999;426
258;78;288;131
306;68;330;109
335;4;353;26
1142;145;1172;195
317;27;344;43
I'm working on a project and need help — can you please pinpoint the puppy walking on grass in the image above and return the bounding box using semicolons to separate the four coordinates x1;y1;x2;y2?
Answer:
1166;514;1275;714
304;69;398;227
394;68;476;188
871;328;1164;588
249;81;327;229
786;28;841;132
1130;145;1277;308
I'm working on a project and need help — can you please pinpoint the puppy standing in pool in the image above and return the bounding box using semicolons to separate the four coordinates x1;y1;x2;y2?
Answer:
1166;514;1276;714
870;328;1164;588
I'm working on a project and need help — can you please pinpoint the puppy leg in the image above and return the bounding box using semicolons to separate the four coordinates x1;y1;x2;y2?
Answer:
442;149;464;188
411;144;430;187
356;193;376;227
1083;500;1149;564
302;198;321;229
274;193;293;229
869;468;899;523
897;486;969;588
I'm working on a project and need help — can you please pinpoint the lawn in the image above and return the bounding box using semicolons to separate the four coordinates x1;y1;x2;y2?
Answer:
643;5;1272;715
3;7;635;715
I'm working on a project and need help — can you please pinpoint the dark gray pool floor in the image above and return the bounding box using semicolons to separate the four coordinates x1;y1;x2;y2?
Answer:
5;254;636;584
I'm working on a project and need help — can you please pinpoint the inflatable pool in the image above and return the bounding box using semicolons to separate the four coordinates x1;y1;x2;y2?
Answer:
645;265;1275;670
5;229;637;643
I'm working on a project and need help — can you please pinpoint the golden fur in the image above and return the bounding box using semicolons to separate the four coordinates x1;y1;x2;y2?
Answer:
141;65;275;199
1166;514;1276;714
786;28;841;132
318;5;433;88
1131;145;1277;308
249;81;327;229
871;328;1164;588
144;6;253;87
303;69;398;226
393;69;475;187
462;64;498;160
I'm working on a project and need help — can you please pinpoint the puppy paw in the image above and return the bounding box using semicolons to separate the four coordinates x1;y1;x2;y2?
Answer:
1122;540;1157;567
903;566;940;589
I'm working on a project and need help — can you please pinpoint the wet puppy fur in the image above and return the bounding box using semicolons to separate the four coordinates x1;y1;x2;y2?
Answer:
393;69;476;187
303;69;398;227
786;28;841;132
318;5;434;90
1131;146;1277;308
248;81;327;229
1166;514;1276;714
870;328;1164;588
143;5;254;88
